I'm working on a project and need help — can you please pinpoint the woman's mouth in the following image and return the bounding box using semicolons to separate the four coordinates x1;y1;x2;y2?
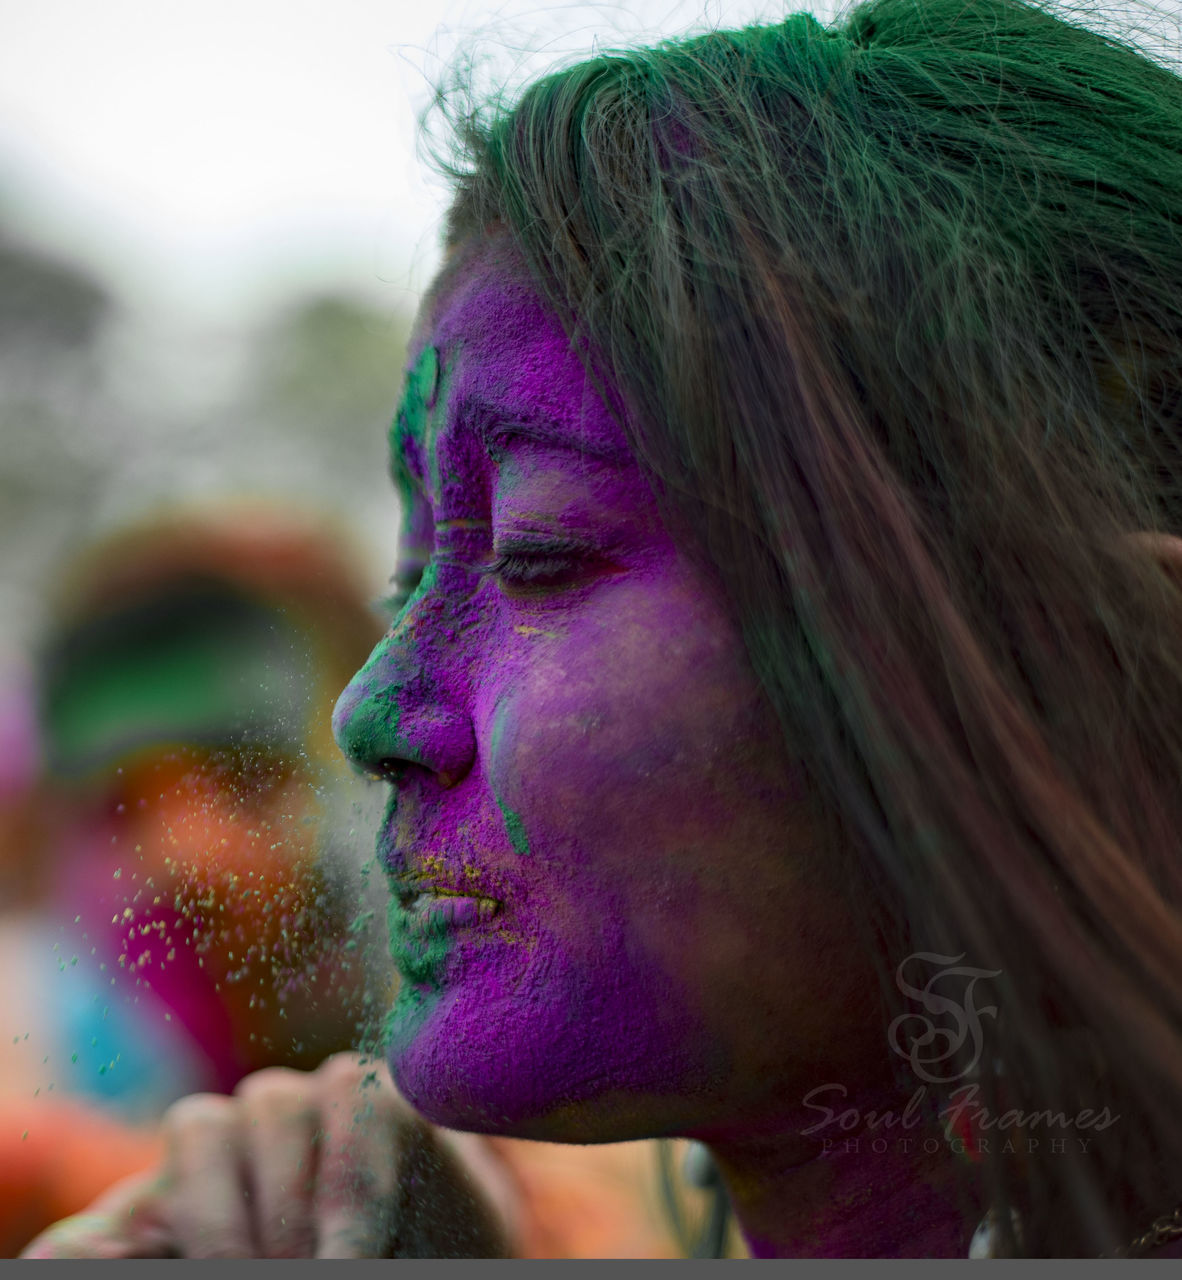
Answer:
397;888;501;930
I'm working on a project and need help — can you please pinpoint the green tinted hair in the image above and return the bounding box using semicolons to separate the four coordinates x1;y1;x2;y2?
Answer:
435;0;1182;1255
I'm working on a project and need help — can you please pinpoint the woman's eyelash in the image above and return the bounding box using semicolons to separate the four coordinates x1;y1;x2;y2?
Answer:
482;551;582;587
373;541;605;619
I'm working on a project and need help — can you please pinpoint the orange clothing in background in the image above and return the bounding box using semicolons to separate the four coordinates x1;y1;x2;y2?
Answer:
0;1099;163;1258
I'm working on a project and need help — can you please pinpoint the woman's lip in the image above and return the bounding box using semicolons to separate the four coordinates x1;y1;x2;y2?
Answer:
386;889;501;982
389;885;499;936
393;886;501;930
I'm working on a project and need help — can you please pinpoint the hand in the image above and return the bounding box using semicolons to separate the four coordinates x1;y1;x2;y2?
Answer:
19;1054;519;1258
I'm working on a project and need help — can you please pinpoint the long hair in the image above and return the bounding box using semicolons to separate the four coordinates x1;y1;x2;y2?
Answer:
432;0;1182;1255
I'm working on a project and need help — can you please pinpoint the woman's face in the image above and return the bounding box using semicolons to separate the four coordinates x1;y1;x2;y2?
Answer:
333;236;880;1144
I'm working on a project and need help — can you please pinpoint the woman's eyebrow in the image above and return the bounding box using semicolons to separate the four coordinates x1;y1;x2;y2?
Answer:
461;393;629;463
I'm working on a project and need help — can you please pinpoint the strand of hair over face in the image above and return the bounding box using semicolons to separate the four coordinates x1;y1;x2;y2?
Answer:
433;0;1182;1255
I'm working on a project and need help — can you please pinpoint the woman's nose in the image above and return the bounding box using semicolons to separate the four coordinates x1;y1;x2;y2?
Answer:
332;633;476;787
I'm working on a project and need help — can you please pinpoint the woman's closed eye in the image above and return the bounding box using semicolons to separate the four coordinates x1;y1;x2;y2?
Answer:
373;538;617;621
483;537;618;597
486;550;582;590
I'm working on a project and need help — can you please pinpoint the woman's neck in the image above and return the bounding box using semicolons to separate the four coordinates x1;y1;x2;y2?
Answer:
706;1077;981;1258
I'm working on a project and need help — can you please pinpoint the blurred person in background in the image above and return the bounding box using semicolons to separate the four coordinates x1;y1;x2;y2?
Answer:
0;503;390;1250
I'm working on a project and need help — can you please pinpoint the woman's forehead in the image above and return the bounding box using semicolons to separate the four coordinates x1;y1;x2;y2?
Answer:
407;233;539;365
394;237;631;476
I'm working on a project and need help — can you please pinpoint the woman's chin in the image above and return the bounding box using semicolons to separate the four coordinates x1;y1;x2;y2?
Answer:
382;979;573;1134
381;969;719;1143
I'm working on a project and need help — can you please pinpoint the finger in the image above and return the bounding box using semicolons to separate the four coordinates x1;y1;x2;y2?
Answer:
234;1067;318;1257
161;1093;254;1258
312;1054;406;1258
20;1168;176;1259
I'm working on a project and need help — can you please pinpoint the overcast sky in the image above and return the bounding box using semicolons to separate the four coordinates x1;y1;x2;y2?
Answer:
0;0;810;321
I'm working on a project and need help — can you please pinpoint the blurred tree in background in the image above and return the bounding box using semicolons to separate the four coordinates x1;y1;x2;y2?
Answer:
0;230;119;659
0;208;413;662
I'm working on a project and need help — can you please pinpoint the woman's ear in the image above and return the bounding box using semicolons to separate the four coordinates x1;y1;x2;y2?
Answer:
1119;532;1182;584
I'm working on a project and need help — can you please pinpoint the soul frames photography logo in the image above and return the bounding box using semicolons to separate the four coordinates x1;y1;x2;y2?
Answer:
800;952;1119;1159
